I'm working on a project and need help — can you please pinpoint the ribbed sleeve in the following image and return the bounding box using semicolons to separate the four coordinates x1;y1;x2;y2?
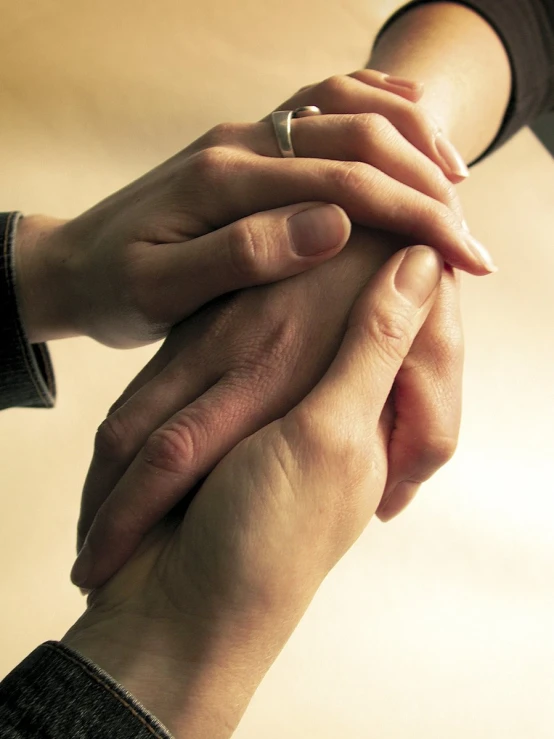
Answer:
0;212;56;410
0;642;173;739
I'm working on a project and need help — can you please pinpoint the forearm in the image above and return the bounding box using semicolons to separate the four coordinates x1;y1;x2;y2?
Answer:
14;214;75;343
62;600;295;739
63;615;241;739
369;1;512;163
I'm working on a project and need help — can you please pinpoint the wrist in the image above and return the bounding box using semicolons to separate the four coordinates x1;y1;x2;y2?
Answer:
62;605;278;739
14;214;77;343
370;2;511;162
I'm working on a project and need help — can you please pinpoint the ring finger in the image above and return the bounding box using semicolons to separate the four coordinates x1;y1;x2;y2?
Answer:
272;71;468;183
248;113;461;216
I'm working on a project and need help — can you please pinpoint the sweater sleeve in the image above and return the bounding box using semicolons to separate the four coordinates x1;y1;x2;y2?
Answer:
0;212;56;410
374;0;554;163
0;642;174;739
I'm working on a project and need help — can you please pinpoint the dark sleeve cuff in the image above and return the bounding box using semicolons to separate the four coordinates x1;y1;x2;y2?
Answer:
0;212;56;410
0;641;174;739
373;0;554;164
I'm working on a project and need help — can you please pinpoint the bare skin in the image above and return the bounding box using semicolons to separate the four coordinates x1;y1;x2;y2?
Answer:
62;4;513;737
73;2;511;587
64;246;444;738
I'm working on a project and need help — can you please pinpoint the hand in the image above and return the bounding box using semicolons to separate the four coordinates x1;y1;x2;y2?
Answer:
259;69;470;522
73;226;462;589
64;246;443;739
271;68;471;183
14;204;352;345
16;72;493;347
73;72;472;589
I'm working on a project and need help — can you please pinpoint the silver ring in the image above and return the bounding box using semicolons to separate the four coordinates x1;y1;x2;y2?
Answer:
271;110;295;158
271;106;322;158
292;105;322;119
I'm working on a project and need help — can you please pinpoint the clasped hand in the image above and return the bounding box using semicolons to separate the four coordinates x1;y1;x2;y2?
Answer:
47;70;495;589
64;245;444;737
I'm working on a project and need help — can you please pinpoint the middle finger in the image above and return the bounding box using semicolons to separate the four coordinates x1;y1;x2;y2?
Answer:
188;143;494;275
248;113;461;217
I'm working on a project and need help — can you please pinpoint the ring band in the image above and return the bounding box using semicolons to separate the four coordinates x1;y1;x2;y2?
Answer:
271;105;322;158
292;106;322;119
271;110;295;158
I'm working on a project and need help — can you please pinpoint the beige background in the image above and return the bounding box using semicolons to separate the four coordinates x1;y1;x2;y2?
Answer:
1;1;553;737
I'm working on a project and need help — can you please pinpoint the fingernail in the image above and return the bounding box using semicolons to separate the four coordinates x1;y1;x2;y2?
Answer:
383;74;423;92
461;232;498;273
71;543;92;587
289;204;349;256
461;219;470;232
394;246;443;307
378;481;420;522
435;131;470;178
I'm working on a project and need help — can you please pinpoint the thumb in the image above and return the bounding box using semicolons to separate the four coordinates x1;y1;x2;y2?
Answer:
146;202;351;327
294;246;443;430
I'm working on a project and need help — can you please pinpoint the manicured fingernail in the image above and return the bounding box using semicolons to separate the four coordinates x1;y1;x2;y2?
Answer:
383;74;423;92
379;481;420;522
71;543;92;587
394;246;443;307
462;233;498;273
435;131;470;178
289;204;349;256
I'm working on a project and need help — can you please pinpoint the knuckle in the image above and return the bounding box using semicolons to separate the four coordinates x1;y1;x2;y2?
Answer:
328;160;373;195
218;300;305;392
348;68;376;85
229;312;300;382
419;432;459;472
286;406;368;477
433;320;464;365
256;300;305;362
344;113;392;155
398;100;431;137
435;175;458;208
202;122;238;147
296;82;316;94
227;218;267;283
107;397;125;417
366;308;413;363
318;74;350;105
395;100;447;157
187;145;238;186
422;199;460;232
420;163;459;208
92;502;143;546
359;112;393;140
94;413;135;464
142;414;205;477
265;432;300;494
